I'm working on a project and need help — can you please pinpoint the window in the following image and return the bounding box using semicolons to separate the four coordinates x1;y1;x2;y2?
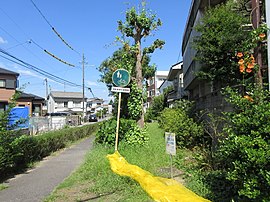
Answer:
57;102;64;108
6;79;16;89
73;102;81;108
64;102;68;108
0;102;8;111
0;80;5;88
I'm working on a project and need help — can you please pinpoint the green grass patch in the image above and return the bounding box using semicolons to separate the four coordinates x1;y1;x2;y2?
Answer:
45;122;173;202
0;184;8;191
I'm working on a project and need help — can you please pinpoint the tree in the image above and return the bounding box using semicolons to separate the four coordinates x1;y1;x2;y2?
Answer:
98;47;156;120
193;0;251;87
117;3;165;127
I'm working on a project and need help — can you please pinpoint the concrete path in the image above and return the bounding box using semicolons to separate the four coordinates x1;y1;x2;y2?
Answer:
0;136;94;202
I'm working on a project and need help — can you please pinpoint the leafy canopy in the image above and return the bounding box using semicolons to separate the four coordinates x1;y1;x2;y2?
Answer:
193;0;251;85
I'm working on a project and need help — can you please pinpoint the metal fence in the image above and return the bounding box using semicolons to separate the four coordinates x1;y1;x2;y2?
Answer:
29;115;81;135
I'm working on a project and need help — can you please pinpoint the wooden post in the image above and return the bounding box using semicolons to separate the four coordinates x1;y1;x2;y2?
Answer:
115;92;122;151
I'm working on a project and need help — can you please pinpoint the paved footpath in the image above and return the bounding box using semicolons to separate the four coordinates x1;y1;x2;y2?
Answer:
0;136;94;202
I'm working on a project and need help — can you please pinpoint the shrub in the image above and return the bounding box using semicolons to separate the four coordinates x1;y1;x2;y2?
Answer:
95;118;149;146
0;123;98;179
158;107;204;148
212;85;270;201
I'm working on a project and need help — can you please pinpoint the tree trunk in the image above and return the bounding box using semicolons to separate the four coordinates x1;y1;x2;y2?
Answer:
135;36;144;128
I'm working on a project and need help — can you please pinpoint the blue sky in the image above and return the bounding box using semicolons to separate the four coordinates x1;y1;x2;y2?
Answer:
0;0;191;102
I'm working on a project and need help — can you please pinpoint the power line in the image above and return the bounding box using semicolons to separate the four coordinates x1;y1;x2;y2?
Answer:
0;7;76;68
0;49;96;97
30;0;80;56
0;48;80;88
29;39;75;67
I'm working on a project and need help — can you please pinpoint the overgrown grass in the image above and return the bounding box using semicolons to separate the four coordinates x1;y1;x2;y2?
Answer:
45;123;172;202
174;148;211;199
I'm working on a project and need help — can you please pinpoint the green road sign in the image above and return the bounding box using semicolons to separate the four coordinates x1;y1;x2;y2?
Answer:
112;69;130;87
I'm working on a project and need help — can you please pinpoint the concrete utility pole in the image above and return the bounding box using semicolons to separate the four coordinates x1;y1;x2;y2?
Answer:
82;53;85;119
266;0;270;91
44;78;48;112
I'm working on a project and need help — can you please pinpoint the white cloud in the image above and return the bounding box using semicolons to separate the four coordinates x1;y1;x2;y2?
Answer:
0;37;8;44
86;80;99;86
18;69;43;79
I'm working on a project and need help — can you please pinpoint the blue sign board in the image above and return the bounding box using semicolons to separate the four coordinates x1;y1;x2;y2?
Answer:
112;69;130;87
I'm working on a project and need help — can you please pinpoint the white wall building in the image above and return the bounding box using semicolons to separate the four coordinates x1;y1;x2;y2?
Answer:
146;71;169;108
48;91;86;114
86;98;104;114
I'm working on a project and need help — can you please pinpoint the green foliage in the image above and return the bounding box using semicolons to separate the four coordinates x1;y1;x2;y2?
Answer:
193;0;250;85
145;94;165;122
118;6;162;39
158;106;204;148
212;85;270;201
95;119;117;145
0;124;98;179
127;83;143;120
95;118;149;146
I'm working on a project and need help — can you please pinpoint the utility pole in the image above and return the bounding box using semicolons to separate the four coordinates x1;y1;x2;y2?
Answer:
44;78;48;112
266;0;270;91
251;0;263;85
82;53;85;120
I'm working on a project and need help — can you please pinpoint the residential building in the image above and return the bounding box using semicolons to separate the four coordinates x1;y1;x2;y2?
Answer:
17;92;45;116
182;0;227;111
0;67;19;111
86;97;104;114
166;62;185;105
146;71;169;108
159;80;173;95
47;91;86;114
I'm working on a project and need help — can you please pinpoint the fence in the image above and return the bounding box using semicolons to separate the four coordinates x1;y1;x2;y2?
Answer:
29;115;81;135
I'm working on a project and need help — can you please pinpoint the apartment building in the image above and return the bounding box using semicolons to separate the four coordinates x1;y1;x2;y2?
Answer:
146;71;169;108
166;62;185;105
182;0;227;111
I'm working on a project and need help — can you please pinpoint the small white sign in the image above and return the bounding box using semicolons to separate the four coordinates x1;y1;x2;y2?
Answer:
165;132;176;155
111;86;130;93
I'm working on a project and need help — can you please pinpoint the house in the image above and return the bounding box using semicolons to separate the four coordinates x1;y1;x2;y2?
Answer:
47;91;87;114
182;0;227;111
166;62;185;105
0;67;19;111
17;92;45;116
158;80;173;95
86;98;104;114
146;71;169;108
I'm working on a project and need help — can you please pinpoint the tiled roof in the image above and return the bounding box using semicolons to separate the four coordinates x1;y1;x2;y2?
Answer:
19;92;45;100
0;67;19;76
50;91;85;99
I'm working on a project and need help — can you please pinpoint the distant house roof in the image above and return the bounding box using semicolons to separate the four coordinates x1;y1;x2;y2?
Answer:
18;92;45;101
50;91;85;99
87;97;104;102
0;67;19;76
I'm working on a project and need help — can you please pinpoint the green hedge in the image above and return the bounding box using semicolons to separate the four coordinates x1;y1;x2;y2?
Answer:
0;124;98;179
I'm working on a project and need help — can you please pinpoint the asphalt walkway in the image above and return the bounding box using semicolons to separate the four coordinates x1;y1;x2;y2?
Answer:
0;136;94;202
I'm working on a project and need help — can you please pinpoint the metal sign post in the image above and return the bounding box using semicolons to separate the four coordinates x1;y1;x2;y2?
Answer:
165;132;176;179
111;69;130;151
